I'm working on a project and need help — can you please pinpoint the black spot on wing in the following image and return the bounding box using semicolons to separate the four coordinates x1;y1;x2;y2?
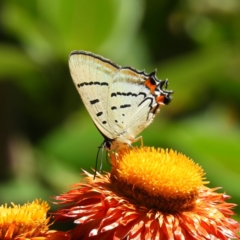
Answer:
111;92;139;97
102;121;107;124
77;81;108;88
77;83;84;88
138;92;147;98
127;92;137;97
138;97;154;108
111;106;117;110
90;99;99;105
96;112;103;117
120;104;131;108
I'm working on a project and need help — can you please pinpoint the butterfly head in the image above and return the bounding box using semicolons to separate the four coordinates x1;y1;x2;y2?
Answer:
103;137;131;151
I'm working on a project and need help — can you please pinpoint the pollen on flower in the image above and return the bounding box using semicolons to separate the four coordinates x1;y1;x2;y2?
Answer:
110;147;206;212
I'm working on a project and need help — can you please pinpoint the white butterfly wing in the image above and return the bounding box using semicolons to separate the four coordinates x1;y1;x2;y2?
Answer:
69;51;120;140
108;68;159;141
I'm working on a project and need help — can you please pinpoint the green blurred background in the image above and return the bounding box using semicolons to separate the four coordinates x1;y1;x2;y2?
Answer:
0;0;239;218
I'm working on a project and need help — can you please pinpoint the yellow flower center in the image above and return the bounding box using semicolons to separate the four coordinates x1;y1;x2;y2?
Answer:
110;147;206;212
0;199;50;239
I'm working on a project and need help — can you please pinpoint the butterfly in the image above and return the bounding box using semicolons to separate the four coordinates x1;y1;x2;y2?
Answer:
69;51;173;151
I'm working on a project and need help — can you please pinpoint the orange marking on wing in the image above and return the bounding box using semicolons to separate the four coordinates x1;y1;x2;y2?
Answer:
144;78;156;94
156;95;165;104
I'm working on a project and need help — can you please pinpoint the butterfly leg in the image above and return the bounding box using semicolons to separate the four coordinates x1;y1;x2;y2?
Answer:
132;136;144;147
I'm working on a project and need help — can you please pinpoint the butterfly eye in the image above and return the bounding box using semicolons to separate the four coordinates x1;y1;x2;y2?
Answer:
104;140;112;151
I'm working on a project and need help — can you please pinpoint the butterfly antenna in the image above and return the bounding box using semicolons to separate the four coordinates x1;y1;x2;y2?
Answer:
94;141;104;179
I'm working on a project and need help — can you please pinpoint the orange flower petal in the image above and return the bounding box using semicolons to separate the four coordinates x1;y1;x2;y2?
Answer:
53;171;240;239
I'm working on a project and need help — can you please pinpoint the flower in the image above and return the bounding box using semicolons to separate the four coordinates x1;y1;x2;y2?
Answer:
0;199;70;240
53;147;240;239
